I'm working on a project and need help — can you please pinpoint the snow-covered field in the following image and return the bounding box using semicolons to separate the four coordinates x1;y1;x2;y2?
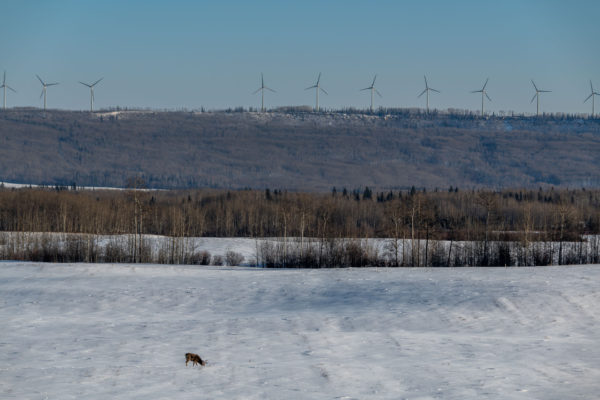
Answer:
1;263;599;399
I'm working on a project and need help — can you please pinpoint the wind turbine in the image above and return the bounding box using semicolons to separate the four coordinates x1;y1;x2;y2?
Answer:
470;78;491;117
361;74;381;112
1;71;16;110
253;73;275;112
418;75;440;113
36;75;59;111
530;80;551;117
584;80;600;118
305;72;328;112
79;78;103;112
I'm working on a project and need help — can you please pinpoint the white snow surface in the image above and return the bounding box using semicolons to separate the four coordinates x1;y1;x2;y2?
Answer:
1;263;599;399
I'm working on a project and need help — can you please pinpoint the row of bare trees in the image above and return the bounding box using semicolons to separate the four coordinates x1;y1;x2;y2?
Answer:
0;231;246;265
254;236;600;268
0;185;598;266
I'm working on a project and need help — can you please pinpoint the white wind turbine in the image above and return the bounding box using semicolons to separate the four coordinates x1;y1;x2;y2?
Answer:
418;75;440;113
1;71;16;110
305;72;328;112
471;78;491;117
361;74;381;112
530;79;551;117
79;78;103;112
584;80;599;118
36;75;59;111
253;73;275;112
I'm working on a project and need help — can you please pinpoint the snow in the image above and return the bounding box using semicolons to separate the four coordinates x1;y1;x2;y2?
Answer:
0;182;159;191
1;263;599;399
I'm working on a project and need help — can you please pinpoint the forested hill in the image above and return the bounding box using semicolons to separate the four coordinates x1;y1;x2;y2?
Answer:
1;108;599;190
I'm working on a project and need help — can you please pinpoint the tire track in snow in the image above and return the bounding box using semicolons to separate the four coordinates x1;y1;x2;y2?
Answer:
494;296;529;326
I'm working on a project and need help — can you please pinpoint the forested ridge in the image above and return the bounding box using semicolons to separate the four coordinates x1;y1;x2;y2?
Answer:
1;108;599;190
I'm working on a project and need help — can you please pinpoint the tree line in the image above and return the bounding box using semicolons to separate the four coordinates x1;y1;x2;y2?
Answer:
1;185;598;237
0;185;599;266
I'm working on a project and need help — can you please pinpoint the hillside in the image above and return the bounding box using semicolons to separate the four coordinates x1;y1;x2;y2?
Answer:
1;109;599;190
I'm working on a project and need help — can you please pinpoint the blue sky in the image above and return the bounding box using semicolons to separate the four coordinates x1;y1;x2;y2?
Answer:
1;0;599;114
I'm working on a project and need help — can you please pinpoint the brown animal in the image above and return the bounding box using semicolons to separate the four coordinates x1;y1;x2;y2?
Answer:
185;353;206;367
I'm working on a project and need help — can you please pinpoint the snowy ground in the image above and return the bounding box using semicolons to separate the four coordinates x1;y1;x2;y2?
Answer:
1;263;599;399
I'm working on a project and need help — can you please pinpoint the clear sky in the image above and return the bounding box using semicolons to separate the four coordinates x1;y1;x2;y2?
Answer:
1;0;599;114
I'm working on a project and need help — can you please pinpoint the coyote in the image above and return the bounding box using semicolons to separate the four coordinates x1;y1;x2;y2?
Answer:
185;353;206;367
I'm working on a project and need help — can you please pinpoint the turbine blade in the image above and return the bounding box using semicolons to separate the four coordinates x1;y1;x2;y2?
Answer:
40;89;44;99
375;89;382;98
79;81;92;87
471;90;483;93
485;93;492;102
2;71;5;85
252;88;262;95
430;88;440;93
584;93;593;102
372;74;377;86
531;79;538;91
36;75;45;85
305;85;317;90
540;90;551;93
92;77;103;87
360;87;371;91
7;85;16;93
418;88;427;98
482;78;489;90
47;83;59;86
424;75;428;88
591;80;594;92
261;73;264;88
265;87;276;93
316;72;321;85
320;87;328;95
531;93;537;103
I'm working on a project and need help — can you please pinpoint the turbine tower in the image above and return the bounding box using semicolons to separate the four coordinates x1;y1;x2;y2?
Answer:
361;74;381;112
253;73;275;112
305;72;328;112
584;80;599;118
79;78;103;112
36;75;59;111
1;71;16;110
418;75;440;113
470;78;491;117
530;80;551;117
